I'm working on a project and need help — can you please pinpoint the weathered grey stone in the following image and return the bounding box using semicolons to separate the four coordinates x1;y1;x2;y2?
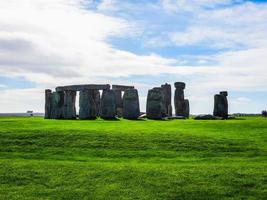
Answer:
79;90;96;119
56;84;110;92
153;87;167;117
194;114;216;120
45;89;52;119
123;89;140;119
93;90;100;117
174;82;185;116
220;91;228;96
100;89;116;119
63;90;76;119
114;90;123;117
174;82;185;89
161;83;172;117
146;87;164;119
184;99;190;118
50;91;64;119
112;85;134;91
213;91;228;119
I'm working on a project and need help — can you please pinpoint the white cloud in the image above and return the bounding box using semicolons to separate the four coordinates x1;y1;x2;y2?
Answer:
97;0;118;11
0;88;44;113
154;1;267;50
0;0;181;85
235;97;251;103
160;0;234;13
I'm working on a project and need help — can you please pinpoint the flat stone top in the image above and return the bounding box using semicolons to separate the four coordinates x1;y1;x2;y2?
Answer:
220;91;228;96
45;89;52;93
55;84;110;92
112;85;134;91
161;83;171;87
152;87;163;91
174;82;185;89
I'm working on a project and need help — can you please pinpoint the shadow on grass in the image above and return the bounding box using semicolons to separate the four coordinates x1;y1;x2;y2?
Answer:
99;118;120;121
124;118;147;121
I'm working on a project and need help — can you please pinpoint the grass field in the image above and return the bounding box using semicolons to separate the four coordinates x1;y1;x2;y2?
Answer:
0;117;266;200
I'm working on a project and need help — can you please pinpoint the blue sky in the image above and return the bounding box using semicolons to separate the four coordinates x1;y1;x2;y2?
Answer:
0;0;267;113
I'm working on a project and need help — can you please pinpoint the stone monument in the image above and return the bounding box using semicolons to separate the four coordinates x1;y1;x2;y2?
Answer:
174;82;189;118
161;83;172;117
100;89;116;119
50;91;64;119
63;90;76;119
79;89;97;119
112;85;135;117
123;89;140;119
146;87;165;119
213;91;228;119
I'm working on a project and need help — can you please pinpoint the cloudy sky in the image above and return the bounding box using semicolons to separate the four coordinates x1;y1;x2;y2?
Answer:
0;0;267;114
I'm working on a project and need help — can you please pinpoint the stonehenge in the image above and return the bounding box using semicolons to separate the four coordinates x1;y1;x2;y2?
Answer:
63;90;76;119
123;89;140;119
174;82;190;118
161;83;172;117
46;84;110;120
45;84;138;120
50;91;64;119
45;83;230;121
93;90;101;117
145;82;189;120
213;91;228;119
100;89;116;119
112;85;134;91
114;90;123;117
112;85;134;117
56;84;110;92
184;99;190;118
45;89;52;119
79;90;96;119
146;87;165;119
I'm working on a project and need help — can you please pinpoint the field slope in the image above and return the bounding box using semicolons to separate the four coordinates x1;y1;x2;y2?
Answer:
0;117;266;199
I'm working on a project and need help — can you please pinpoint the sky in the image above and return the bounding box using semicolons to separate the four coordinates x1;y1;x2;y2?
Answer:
0;0;267;114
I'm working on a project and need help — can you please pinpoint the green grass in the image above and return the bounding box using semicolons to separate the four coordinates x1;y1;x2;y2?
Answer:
0;117;266;200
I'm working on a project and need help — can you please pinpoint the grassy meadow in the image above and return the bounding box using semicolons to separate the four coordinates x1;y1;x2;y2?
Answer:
0;116;266;199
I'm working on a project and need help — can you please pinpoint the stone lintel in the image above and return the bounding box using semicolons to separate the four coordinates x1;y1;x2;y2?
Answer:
55;84;110;92
112;85;134;91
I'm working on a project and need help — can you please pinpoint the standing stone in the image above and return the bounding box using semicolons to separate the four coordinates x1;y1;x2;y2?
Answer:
63;90;76;119
213;91;228;119
114;90;123;117
161;83;172;117
79;90;96;120
184;99;190;118
50;91;64;119
174;82;186;116
219;91;228;119
93;90;100;117
146;87;165;119
45;89;52;119
100;89;116;119
213;94;220;116
123;89;140;119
